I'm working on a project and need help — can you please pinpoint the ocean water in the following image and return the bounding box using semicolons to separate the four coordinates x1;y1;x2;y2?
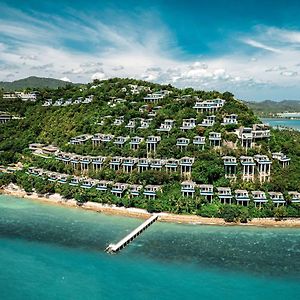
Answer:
262;117;300;131
0;195;300;300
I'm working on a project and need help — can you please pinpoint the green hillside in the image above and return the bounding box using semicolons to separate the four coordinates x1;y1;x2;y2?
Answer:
1;77;299;221
0;76;75;91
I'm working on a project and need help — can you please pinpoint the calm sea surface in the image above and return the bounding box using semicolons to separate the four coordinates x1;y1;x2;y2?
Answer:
262;118;300;131
0;195;300;300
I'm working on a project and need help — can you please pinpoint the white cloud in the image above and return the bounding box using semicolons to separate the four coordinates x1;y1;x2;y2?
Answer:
280;71;298;77
60;76;71;82
242;38;281;53
91;72;106;80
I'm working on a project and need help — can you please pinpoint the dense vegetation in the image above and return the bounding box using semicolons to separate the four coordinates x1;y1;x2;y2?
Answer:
1;77;300;221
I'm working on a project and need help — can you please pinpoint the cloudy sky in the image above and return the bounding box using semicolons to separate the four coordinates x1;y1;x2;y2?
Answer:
1;0;300;100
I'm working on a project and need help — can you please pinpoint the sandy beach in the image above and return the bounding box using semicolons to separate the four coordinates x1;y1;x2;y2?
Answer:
1;183;300;228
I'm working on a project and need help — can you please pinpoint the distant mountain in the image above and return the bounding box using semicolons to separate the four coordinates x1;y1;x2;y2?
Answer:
246;100;300;115
0;76;74;91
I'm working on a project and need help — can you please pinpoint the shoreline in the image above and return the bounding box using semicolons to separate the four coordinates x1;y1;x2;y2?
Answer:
1;184;300;228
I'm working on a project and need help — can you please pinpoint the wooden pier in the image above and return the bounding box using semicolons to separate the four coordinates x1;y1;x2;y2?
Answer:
105;214;159;253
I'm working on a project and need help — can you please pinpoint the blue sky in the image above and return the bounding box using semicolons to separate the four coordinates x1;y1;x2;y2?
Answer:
1;0;300;100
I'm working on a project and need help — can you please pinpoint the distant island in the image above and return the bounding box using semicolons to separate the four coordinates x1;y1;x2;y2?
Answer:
0;76;77;91
0;77;300;224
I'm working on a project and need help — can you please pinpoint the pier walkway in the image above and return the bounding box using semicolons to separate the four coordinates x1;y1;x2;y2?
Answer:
105;214;159;253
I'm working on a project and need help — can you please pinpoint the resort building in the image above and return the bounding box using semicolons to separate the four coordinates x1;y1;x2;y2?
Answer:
199;184;214;202
237;127;253;149
235;190;250;206
181;181;196;198
96;180;112;192
129;136;144;150
217;187;233;204
137;158;150;172
254;155;272;182
252;124;271;140
143;185;161;199
157;119;175;133
240;156;256;181
288;191;300;203
272;152;290;168
252;191;268;207
222;114;238;125
139;105;149;113
3;92;18;100
53;99;64;106
143;91;168;102
81;178;98;189
70;155;81;171
150;159;165;171
176;137;190;151
69;176;82;186
91;156;106;172
109;156;123;171
180;118;197;131
57;173;68;184
125;119;138;131
92;134;114;147
222;156;237;178
122;157;138;173
165;159;179;172
42;99;53;106
193;136;206;149
129;184;143;197
209;132;222;147
146;136;161;156
201;115;215;127
111;183;129;198
113;116;124;126
113;136;129;147
148;106;162;117
193;98;225;113
82;95;94;104
0;113;13;124
138;118;152;129
80;156;92;174
179;157;194;179
268;192;285;206
70;134;93;145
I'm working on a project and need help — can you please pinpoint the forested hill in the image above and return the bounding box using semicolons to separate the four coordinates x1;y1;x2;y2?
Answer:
0;76;75;91
246;100;300;116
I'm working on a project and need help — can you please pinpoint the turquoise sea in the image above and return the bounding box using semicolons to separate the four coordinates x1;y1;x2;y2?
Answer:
0;195;300;300
262;118;300;131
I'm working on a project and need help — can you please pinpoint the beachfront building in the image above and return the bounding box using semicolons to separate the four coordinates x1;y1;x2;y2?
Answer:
179;157;194;179
146;136;161;156
217;187;233;204
122;157;138;173
252;191;268;207
113;116;124;126
113;136;129;147
209;132;222;147
109;156;123;171
91;156;106;172
176;138;190;151
137;158;150;172
96;180;112;192
148;106;162;117
254;155;272;182
70;134;93;145
222;156;237;179
180;118;197;131
129;184;143;197
48;171;60;182
70;155;81;171
222;114;238;125
240;156;256;181
111;183;129;198
138;118;152;130
252;124;271;141
81;178;98;189
193;98;225;113
193;136;206;150
272;152;290;168
57;173;68;184
181;181;196;198
288;192;300;203
56;152;72;165
69;176;82;186
201;115;215;127
143;185;161;199
268;192;285;206
27;167;44;177
235;190;250;206
157;119;175;133
129;136;144;150
199;184;214;202
165;158;179;172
